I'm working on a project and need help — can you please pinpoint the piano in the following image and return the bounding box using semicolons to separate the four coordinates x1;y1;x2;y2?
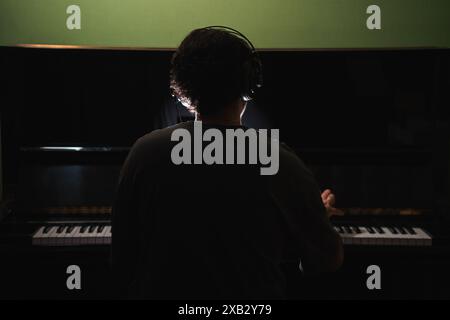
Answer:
31;220;432;247
32;223;112;246
1;46;449;299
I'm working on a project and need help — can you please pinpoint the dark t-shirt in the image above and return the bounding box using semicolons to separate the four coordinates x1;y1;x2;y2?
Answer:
111;121;340;299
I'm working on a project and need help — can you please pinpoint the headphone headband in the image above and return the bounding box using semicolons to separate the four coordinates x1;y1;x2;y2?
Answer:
203;25;257;53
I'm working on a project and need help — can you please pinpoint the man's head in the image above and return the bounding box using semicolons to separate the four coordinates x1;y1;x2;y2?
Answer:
170;27;261;120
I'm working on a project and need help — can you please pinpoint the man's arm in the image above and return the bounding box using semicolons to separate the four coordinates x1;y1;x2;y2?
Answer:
295;185;344;273
268;145;343;273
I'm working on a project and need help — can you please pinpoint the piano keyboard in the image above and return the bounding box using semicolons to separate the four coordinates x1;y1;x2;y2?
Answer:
334;225;432;246
31;224;432;247
32;224;111;246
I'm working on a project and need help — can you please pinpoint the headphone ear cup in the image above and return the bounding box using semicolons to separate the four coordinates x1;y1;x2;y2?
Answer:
242;54;263;101
254;55;263;89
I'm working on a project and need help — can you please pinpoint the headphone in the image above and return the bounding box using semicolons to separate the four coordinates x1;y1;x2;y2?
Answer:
202;26;263;101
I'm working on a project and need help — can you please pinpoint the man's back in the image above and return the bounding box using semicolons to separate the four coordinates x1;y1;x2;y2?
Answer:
112;121;341;299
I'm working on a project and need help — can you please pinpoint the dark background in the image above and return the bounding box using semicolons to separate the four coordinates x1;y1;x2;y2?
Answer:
1;47;450;299
1;48;449;213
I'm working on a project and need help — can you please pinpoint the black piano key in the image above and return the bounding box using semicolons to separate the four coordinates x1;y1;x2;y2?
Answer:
353;226;362;234
80;225;88;233
398;227;407;235
374;226;384;234
56;225;65;233
66;225;75;233
406;227;416;235
366;226;375;234
88;225;97;233
98;225;105;233
388;227;398;235
43;226;52;234
344;226;352;234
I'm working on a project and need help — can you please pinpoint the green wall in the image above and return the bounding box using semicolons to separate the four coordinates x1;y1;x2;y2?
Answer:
0;0;449;49
0;115;2;204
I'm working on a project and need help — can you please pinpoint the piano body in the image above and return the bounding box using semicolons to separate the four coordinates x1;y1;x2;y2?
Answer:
0;47;449;299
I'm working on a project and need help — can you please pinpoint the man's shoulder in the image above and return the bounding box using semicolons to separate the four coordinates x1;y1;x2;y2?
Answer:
277;143;315;181
279;143;304;167
128;121;193;164
137;121;193;146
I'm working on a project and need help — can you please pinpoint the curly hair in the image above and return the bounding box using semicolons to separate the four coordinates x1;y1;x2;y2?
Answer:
170;28;253;116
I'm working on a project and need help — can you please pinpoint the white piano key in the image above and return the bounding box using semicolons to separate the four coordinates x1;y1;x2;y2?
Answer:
104;226;112;244
380;227;393;246
55;226;68;246
413;228;432;246
83;225;97;245
91;225;103;245
367;230;378;245
32;226;46;246
361;227;377;245
95;226;108;245
69;226;83;246
79;226;90;245
49;226;62;246
62;226;79;246
41;226;59;246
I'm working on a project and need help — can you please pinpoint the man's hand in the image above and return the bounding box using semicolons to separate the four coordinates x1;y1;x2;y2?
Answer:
321;189;344;218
